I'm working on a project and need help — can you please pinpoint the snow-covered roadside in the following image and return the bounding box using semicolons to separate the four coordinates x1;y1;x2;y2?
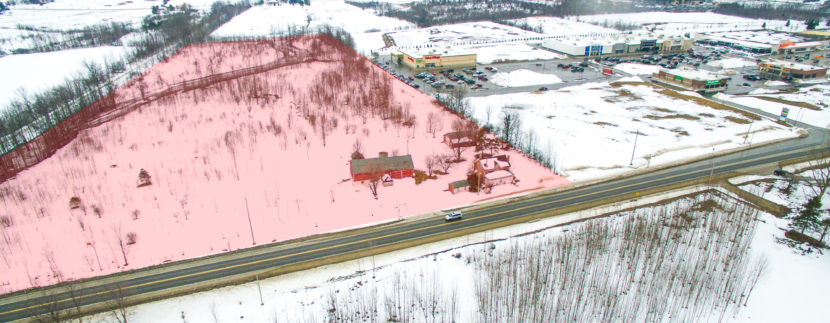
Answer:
716;93;830;128
729;161;830;322
81;183;830;322
81;186;714;322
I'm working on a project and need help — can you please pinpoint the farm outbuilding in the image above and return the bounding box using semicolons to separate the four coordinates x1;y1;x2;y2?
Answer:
442;131;476;149
448;179;470;194
484;170;516;187
350;155;415;182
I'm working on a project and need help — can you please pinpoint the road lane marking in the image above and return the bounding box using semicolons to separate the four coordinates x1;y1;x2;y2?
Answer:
0;145;815;317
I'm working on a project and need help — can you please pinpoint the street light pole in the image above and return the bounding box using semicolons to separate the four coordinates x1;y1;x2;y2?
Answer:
630;128;639;166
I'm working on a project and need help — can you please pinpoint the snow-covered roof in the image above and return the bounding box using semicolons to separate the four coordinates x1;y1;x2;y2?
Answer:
398;47;474;58
660;67;726;81
478;157;511;171
548;33;687;48
762;59;825;71
484;170;515;180
780;41;826;49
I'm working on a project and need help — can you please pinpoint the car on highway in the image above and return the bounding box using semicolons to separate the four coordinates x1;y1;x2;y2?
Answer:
444;211;463;222
538;87;548;91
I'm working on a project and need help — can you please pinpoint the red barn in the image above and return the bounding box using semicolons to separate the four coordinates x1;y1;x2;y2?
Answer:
350;155;414;182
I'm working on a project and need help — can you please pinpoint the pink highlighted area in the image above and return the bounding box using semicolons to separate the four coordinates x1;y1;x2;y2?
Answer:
0;35;569;293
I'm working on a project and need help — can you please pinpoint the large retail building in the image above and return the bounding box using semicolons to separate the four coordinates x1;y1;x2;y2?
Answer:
541;34;693;57
391;48;476;71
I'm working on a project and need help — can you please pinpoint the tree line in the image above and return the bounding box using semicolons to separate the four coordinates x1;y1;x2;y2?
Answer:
348;0;642;28
0;0;252;156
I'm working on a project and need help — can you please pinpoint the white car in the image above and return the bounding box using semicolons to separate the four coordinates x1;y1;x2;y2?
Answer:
444;211;463;222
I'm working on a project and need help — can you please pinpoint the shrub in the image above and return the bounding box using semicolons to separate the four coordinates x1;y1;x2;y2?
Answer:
126;232;137;245
69;196;81;209
0;216;11;228
137;168;152;187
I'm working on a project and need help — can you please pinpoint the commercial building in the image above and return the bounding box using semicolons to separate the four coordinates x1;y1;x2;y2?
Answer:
541;34;692;57
698;31;828;55
652;68;729;94
391;48;476;71
759;59;827;81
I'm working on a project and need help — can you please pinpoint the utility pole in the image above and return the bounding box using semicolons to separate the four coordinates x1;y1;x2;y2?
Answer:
256;274;264;306
743;121;753;144
629;128;639;166
245;198;256;245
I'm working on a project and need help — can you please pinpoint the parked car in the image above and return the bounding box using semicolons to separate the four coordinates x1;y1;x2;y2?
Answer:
538;87;549;91
743;83;752;87
444;211;463;222
472;84;482;89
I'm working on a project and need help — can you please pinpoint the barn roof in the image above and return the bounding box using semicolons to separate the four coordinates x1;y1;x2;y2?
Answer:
351;155;414;175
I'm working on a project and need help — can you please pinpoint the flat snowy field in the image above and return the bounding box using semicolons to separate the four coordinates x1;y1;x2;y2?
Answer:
0;46;129;111
569;12;807;36
510;16;621;36
81;183;830;322
211;0;414;55
748;84;830;111
466;78;800;181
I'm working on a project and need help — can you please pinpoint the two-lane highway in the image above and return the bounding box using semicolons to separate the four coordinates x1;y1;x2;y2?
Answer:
1;130;827;322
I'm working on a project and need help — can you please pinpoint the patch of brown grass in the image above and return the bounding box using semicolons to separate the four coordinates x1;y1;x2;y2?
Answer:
618;89;641;100
699;113;715;118
593;121;618;127
643;114;700;121
655;107;673;113
753;96;820;111
659;89;762;121
724;116;751;124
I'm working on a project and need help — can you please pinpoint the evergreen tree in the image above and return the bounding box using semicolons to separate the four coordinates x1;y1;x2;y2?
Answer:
806;19;818;30
762;22;766;29
793;196;821;234
786;19;791;27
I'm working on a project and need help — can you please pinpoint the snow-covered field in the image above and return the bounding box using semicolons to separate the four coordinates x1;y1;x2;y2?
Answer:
509;16;621;36
466;79;800;181
211;0;414;54
570;12;807;36
0;46;128;111
81;184;830;322
489;69;562;87
613;62;660;75
717;92;830;128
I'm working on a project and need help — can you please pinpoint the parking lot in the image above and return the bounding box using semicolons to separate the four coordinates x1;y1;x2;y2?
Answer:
372;44;829;99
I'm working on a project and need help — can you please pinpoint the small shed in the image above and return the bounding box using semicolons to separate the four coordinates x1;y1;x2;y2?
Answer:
382;173;394;186
350;155;415;182
448;179;470;194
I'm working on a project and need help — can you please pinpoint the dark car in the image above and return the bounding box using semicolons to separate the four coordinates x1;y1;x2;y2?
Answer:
538;87;549;91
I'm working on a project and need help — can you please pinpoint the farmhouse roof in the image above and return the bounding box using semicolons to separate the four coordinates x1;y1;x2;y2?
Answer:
351;155;414;175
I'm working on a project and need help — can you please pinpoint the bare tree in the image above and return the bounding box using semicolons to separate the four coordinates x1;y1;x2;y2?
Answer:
110;283;130;323
427;112;440;138
352;138;363;156
808;159;830;198
436;154;453;173
425;154;436;176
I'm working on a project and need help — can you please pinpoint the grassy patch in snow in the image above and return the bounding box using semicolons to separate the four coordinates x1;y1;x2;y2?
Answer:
643;114;700;121
658;89;762;121
752;96;821;111
593;121;617;127
725;116;751;124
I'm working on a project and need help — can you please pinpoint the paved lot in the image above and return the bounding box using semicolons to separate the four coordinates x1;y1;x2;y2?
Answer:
374;44;829;99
